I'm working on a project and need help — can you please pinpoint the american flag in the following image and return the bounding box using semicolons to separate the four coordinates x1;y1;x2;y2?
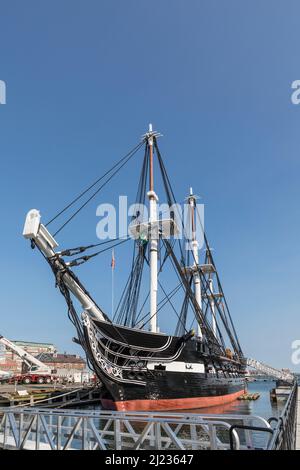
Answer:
111;249;115;269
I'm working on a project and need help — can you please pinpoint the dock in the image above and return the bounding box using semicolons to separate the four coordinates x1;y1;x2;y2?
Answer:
0;383;102;408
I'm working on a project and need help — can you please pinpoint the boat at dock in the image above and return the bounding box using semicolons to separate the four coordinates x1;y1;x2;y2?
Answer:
270;379;293;403
22;125;246;411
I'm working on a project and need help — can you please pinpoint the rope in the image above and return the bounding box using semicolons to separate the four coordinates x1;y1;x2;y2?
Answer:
51;141;144;237
64;237;131;267
138;283;182;330
59;238;127;258
46;141;144;227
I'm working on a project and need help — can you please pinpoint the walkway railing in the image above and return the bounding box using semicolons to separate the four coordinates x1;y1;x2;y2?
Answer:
267;381;298;450
0;407;272;450
0;383;297;450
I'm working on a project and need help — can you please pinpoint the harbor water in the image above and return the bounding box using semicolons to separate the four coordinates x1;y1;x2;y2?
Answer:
86;380;285;420
192;380;286;419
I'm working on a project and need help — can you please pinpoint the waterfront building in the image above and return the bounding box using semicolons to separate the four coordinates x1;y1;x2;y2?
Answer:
0;340;56;373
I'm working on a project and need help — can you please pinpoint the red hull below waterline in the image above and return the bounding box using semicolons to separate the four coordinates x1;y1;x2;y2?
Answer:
101;389;245;412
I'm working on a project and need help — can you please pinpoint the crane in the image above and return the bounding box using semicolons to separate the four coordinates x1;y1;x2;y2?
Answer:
0;334;55;384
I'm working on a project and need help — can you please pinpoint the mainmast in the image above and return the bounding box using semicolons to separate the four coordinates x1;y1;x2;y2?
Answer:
206;248;217;338
187;188;203;339
208;278;217;337
147;124;159;333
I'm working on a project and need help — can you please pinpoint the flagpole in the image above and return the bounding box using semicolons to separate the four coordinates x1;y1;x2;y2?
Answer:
112;266;114;317
111;249;115;317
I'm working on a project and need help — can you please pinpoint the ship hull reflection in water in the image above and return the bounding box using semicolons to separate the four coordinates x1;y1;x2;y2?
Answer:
87;380;286;419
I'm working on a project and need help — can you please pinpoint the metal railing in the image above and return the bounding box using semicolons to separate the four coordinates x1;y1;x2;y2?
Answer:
0;407;272;450
0;383;297;451
267;381;298;450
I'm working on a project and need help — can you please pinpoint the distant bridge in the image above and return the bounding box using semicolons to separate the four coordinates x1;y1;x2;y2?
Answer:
246;358;294;383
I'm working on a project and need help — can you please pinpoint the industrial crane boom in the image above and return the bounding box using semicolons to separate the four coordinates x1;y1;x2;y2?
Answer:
0;335;52;374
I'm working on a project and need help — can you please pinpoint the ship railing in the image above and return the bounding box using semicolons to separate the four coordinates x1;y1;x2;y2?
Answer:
0;407;273;450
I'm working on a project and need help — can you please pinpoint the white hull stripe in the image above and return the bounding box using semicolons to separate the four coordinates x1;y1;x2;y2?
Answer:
147;361;205;373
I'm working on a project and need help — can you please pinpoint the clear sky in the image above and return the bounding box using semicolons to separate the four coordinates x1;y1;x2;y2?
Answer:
0;1;299;370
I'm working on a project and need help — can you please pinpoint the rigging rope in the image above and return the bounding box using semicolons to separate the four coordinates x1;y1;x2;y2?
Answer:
162;238;222;354
194;204;243;356
64;237;130;267
175;277;193;337
158;280;188;335
46;141;144;227
49;141;144;237
59;237;128;257
138;283;182;330
113;145;150;327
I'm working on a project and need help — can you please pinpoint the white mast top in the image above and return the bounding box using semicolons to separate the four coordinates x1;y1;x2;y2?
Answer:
142;123;162;144
147;124;159;333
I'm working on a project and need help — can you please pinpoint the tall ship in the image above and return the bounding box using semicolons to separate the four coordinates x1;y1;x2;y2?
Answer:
23;125;246;411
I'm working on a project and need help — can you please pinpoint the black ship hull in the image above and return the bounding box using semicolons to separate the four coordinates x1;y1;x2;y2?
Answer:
82;315;246;411
100;372;245;411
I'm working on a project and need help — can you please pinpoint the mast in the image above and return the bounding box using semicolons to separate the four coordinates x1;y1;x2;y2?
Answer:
208;278;217;337
147;124;159;333
205;248;217;338
188;188;203;339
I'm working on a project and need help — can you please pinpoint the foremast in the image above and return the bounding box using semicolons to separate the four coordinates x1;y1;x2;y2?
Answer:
146;124;159;333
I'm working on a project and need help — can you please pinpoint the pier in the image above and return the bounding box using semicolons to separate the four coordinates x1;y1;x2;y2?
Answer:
0;382;298;450
0;384;101;408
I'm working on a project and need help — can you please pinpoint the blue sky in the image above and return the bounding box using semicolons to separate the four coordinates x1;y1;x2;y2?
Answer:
0;1;300;369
